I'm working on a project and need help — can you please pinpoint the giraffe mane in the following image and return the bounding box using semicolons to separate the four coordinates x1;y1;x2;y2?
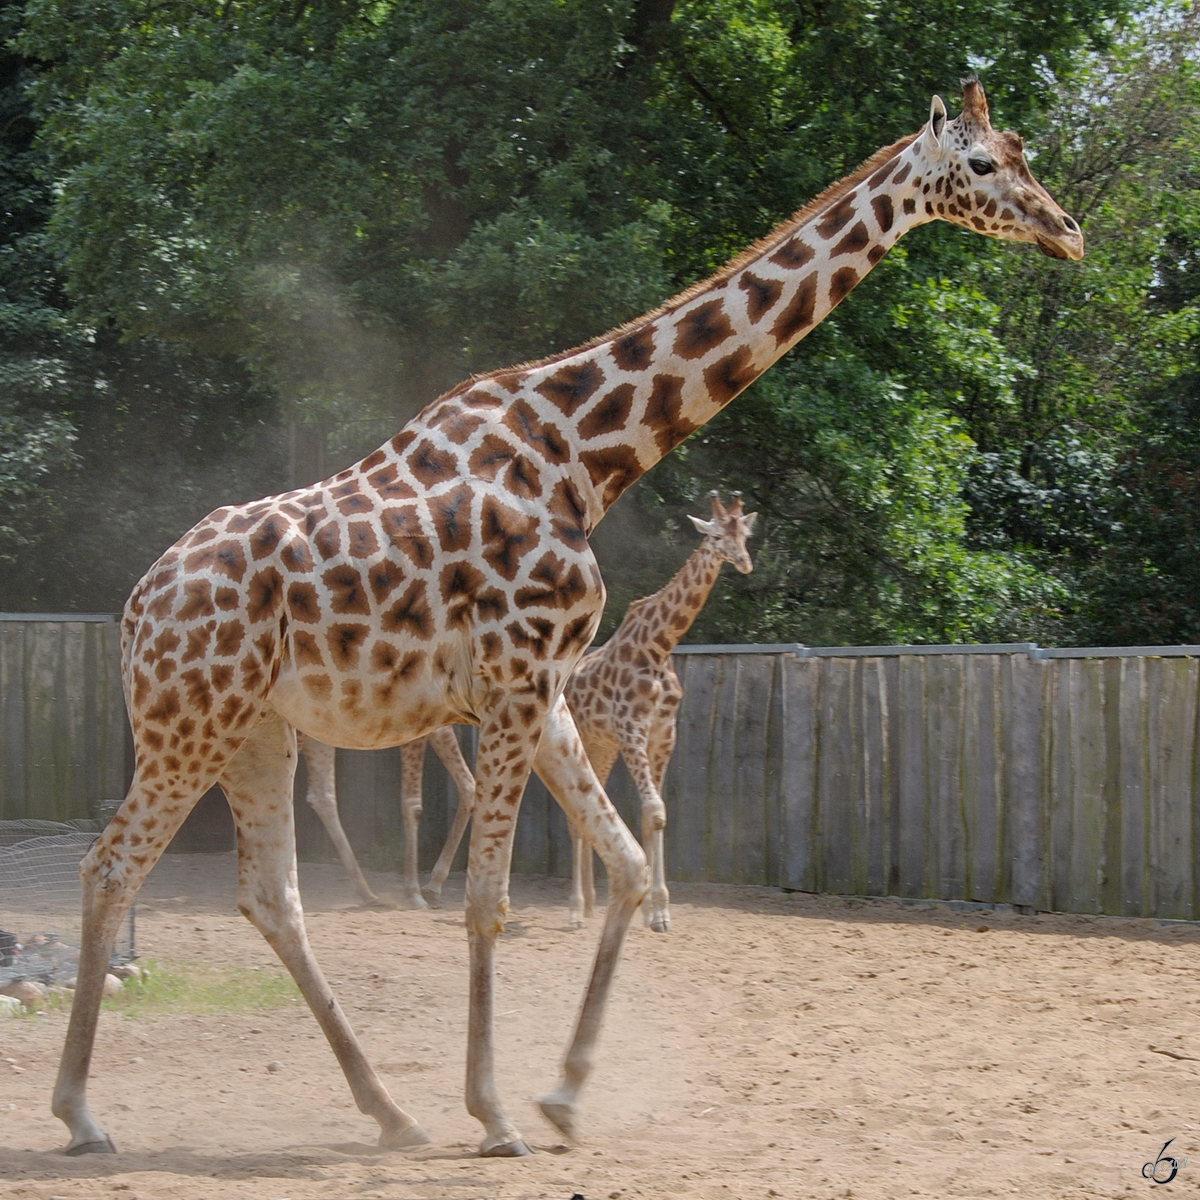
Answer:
425;130;921;412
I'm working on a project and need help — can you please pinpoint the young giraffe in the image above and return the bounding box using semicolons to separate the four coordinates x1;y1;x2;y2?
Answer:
565;490;756;933
406;490;756;922
296;728;475;909
53;80;1082;1159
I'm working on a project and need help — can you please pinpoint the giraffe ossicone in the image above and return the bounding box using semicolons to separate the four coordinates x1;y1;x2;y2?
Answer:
52;80;1082;1160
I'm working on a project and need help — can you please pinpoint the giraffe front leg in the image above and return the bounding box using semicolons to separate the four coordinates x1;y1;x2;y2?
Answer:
422;726;476;907
301;738;395;910
463;702;550;1157
398;739;430;909
226;712;428;1150
534;697;648;1139
53;770;219;1153
567;821;588;929
635;719;677;933
565;739;615;928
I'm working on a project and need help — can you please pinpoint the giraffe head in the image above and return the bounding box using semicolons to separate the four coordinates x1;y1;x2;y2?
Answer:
919;77;1083;261
688;491;757;575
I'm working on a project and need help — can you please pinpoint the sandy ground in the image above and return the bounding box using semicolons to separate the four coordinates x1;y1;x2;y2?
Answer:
2;854;1200;1200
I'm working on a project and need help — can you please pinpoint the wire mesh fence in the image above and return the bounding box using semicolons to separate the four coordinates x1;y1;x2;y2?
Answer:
0;815;135;990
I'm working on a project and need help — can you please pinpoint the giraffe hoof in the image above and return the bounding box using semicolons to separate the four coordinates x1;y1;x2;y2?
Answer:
420;886;443;909
378;1122;431;1150
364;894;401;912
538;1097;578;1140
64;1135;116;1156
649;918;670;933
399;892;429;911
481;1139;532;1157
566;914;585;930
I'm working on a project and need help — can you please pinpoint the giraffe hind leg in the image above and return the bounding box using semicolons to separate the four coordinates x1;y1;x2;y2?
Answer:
300;737;396;910
223;710;429;1149
398;738;430;909
422;726;475;907
534;697;648;1139
53;765;225;1153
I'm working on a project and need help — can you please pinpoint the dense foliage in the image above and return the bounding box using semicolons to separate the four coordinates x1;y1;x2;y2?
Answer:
2;0;1198;648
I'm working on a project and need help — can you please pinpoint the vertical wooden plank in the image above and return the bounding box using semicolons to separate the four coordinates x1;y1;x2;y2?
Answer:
1118;656;1148;916
1101;657;1124;916
59;622;87;821
1148;658;1195;919
24;622;62;821
778;654;818;892
0;624;27;821
764;654;786;888
862;657;889;897
705;655;739;883
895;655;928;897
1067;659;1107;914
729;656;773;884
928;656;967;900
1048;659;1072;911
966;656;1001;902
819;657;857;895
1006;652;1046;910
667;654;718;883
885;656;902;896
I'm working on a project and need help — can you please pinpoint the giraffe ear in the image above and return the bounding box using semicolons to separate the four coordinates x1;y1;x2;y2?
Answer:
689;515;717;537
926;94;948;157
743;512;758;533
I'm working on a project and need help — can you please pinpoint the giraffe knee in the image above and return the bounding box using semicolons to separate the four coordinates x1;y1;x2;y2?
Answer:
642;800;667;832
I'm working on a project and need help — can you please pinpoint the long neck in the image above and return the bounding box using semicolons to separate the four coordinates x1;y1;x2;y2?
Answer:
496;132;929;528
610;538;726;658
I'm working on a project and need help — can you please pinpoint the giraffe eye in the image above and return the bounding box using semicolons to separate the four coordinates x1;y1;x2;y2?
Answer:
969;157;995;176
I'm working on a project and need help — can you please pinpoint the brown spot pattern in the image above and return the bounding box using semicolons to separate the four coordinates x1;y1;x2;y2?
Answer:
327;623;369;669
612;327;656;371
816;195;858;239
480;496;540;580
176;580;214;622
738;273;783;323
429;484;474;552
829;266;859;304
408;439;458;486
514;552;589;611
579;445;642;510
381;580;433;639
769;238;815;269
771;273;818;345
831;221;870;256
548;479;588;550
673;300;734;360
381;506;434;569
704;346;757;407
246;568;283;623
323;565;370;615
535;361;604;416
641;373;698;455
504;401;570;465
578;384;634;439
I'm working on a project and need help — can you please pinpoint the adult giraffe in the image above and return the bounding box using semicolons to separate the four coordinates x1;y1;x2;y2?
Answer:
53;80;1082;1159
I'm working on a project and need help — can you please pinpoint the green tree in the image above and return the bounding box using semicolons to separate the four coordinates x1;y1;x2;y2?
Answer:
10;0;1136;636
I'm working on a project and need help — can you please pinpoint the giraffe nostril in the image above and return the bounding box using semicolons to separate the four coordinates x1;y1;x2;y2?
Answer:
1062;214;1079;233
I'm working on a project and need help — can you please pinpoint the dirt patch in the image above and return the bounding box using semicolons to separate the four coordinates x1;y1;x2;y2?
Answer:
2;854;1199;1199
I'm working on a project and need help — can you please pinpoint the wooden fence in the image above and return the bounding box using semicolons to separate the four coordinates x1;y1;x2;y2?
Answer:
0;615;126;824
5;614;1200;919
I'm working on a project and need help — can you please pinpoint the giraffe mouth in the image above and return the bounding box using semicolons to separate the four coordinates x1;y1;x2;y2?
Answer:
1035;237;1070;260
